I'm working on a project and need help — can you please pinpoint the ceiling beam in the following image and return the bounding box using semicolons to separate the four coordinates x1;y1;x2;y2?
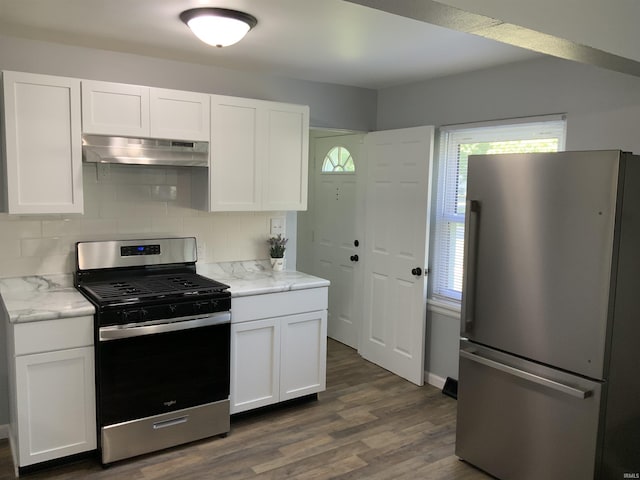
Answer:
345;0;640;78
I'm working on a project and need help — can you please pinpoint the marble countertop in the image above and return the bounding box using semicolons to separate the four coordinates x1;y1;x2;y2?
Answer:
0;274;95;324
197;260;330;297
1;261;329;324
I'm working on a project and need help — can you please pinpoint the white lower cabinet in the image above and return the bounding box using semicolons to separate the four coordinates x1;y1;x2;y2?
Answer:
280;311;327;401
231;318;281;412
7;316;96;469
15;347;96;466
230;288;328;414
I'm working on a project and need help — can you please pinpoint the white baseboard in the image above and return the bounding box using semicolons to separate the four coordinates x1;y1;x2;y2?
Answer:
0;424;8;440
425;372;447;390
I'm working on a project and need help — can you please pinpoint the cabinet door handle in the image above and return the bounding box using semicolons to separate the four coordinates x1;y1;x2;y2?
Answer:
350;255;359;262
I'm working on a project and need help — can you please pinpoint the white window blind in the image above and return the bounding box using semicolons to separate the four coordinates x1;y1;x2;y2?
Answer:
432;116;566;303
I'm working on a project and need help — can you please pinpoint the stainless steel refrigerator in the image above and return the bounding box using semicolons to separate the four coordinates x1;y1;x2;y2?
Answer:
456;150;640;480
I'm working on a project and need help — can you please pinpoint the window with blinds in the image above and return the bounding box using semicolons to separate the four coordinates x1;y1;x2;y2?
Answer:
432;116;567;303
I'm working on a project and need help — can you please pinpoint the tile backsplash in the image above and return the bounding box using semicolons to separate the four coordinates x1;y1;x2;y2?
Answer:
0;163;277;278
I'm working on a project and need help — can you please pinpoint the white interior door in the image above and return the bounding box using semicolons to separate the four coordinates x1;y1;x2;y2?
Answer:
312;134;365;349
359;126;434;386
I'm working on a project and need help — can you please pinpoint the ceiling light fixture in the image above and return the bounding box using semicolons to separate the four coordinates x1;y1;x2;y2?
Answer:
180;7;257;48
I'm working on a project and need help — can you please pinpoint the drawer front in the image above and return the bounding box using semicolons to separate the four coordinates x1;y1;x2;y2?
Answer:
456;344;601;480
231;288;328;323
13;316;94;355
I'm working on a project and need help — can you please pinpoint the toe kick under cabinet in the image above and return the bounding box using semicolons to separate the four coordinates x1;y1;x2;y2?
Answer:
230;288;328;414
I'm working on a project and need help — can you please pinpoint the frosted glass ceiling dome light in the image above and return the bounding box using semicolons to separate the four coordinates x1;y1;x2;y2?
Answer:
180;8;257;48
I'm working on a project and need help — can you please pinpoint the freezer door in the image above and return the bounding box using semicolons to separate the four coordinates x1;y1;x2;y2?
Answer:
462;150;620;379
456;341;602;480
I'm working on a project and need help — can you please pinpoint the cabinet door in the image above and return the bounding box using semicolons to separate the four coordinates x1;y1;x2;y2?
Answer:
280;310;327;401
150;88;210;141
15;347;96;466
2;71;83;214
210;95;262;211
81;80;149;136
230;318;280;414
262;103;309;211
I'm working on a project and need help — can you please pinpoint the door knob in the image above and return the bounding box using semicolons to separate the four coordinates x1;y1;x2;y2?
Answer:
350;255;359;262
411;267;422;276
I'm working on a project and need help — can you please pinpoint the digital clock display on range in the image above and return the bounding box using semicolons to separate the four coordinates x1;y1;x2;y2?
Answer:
120;244;161;256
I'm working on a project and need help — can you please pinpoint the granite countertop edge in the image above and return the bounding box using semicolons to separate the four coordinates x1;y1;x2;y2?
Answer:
1;260;330;324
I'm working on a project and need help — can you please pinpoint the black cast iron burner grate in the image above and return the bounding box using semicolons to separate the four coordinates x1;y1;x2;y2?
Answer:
82;273;228;302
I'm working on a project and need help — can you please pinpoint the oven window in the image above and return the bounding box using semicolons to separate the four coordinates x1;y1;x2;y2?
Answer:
98;323;230;426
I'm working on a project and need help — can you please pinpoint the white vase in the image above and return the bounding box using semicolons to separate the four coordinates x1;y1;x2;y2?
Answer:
270;257;285;271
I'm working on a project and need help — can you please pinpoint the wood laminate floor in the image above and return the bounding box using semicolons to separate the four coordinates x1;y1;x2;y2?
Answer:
0;339;492;479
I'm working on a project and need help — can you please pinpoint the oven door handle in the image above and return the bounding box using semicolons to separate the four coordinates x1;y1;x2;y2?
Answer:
99;312;231;341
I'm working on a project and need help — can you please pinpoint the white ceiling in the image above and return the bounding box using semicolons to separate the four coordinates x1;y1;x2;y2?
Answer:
0;0;540;89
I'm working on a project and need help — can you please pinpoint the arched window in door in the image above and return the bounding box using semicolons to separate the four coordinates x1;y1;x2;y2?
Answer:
321;146;355;173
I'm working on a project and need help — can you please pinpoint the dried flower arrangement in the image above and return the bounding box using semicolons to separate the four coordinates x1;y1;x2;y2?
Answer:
267;234;288;258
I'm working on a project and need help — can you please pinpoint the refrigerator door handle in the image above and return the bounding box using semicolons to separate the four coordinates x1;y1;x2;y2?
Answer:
460;350;593;399
461;199;480;334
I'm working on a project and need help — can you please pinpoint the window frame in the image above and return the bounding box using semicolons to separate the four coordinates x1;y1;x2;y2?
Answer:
432;115;567;304
321;145;356;174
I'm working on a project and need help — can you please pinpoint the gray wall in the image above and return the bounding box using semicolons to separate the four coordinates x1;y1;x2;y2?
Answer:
377;56;640;381
378;56;640;153
0;34;377;132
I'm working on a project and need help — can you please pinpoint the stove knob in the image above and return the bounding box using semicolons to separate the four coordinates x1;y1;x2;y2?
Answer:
140;308;148;320
169;304;177;314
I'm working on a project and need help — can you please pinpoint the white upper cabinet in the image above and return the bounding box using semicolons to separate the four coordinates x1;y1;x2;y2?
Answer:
210;95;309;211
1;71;307;214
210;95;262;211
81;80;149;137
262;103;309;211
1;71;83;214
150;88;210;141
82;80;210;142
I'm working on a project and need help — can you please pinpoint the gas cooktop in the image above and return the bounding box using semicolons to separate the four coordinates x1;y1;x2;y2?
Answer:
79;272;230;306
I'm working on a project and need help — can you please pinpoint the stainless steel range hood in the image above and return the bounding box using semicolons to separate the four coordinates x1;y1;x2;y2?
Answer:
82;134;209;167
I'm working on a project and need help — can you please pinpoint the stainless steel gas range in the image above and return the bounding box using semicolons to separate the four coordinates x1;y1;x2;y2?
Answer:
74;237;231;465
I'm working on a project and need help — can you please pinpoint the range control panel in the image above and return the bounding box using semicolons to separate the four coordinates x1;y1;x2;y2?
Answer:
121;244;161;256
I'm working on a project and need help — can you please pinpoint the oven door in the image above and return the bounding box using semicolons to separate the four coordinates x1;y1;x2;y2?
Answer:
97;312;230;427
